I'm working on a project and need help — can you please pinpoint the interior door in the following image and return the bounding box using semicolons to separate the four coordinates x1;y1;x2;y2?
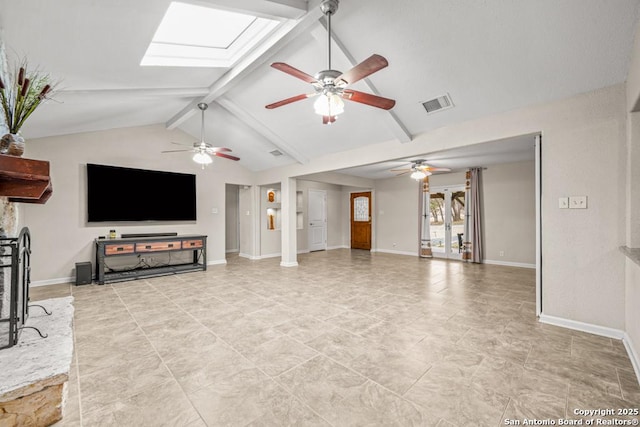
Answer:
308;189;327;252
429;186;465;259
350;192;372;250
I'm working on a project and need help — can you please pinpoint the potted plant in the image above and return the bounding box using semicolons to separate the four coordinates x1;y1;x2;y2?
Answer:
0;60;56;157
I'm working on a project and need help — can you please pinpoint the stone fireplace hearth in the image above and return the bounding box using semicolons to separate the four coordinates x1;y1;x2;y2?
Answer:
0;296;74;426
0;196;18;325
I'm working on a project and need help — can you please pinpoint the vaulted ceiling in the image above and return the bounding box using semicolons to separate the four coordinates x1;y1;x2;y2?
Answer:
1;0;638;178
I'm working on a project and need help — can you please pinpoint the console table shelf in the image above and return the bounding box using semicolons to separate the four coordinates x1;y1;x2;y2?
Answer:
95;235;207;284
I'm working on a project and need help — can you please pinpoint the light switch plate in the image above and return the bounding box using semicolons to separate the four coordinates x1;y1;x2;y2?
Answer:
569;196;587;209
559;197;569;209
211;208;218;214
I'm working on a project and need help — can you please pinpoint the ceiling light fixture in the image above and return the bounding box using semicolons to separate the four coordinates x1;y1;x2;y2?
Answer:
193;151;213;165
410;169;428;180
313;93;344;117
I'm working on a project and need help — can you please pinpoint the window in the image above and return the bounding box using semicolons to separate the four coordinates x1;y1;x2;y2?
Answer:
141;2;280;68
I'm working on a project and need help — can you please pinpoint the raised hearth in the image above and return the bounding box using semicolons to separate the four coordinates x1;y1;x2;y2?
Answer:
0;297;74;426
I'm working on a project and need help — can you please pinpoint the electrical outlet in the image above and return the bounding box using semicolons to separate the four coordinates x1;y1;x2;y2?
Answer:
499;251;504;257
569;196;587;209
559;197;569;209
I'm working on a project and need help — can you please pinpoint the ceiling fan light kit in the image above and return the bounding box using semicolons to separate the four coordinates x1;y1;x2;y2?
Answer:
313;93;344;116
265;0;396;124
192;151;213;165
410;169;429;180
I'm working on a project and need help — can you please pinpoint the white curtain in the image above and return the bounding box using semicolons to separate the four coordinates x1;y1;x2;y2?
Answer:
470;167;484;263
462;171;472;262
418;177;432;257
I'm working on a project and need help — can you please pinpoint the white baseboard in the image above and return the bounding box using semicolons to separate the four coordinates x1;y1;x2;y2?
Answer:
623;333;640;385
280;261;299;267
258;253;281;260
540;314;638;384
238;253;260;260
327;245;349;250
372;248;418;257
483;259;535;269
225;249;239;253
297;249;310;254
539;314;625;339
31;277;74;287
207;259;227;266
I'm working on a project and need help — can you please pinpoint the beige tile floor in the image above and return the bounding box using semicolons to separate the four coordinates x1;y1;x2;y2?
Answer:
28;249;639;426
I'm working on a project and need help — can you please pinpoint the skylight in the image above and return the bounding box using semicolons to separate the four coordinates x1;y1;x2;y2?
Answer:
141;2;280;68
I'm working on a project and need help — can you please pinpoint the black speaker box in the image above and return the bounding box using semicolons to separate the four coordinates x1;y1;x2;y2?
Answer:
75;262;92;286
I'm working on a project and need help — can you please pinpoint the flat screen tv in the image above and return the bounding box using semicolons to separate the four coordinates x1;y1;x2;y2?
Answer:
87;163;196;222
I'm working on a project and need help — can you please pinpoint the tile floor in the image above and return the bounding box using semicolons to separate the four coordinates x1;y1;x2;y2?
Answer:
28;249;639;426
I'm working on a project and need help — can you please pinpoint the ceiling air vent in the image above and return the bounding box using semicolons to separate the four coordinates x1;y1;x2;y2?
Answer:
269;149;284;157
421;94;454;114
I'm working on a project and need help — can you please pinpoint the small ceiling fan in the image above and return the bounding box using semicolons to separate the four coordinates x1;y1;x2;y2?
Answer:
391;160;451;180
265;0;395;124
162;103;239;168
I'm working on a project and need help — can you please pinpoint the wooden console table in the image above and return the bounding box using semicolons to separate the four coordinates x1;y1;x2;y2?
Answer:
95;235;207;284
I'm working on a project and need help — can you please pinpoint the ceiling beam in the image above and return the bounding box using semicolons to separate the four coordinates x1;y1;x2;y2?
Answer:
315;22;413;143
166;1;324;130
188;0;308;19
215;97;309;165
58;88;210;97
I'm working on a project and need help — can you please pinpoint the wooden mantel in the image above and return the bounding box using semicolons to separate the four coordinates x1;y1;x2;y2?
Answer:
0;154;53;204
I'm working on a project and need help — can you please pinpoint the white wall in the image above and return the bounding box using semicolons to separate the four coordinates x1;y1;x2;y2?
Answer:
225;184;239;253
22;124;254;282
373;177;419;255
374;161;536;265
238;185;255;259
483;161;536;265
624;18;640;378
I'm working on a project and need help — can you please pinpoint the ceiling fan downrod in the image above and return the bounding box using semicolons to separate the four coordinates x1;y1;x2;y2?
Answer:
320;0;339;70
197;102;208;144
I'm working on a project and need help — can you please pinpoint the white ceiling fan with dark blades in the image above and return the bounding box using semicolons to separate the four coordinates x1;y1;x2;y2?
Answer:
391;159;451;180
265;0;395;124
162;103;239;168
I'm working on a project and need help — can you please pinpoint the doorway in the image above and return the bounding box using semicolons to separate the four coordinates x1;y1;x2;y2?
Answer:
225;184;240;255
350;191;372;250
429;186;465;259
308;189;327;252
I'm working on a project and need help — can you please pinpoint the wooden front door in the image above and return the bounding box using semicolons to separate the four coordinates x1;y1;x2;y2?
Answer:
350;192;372;250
